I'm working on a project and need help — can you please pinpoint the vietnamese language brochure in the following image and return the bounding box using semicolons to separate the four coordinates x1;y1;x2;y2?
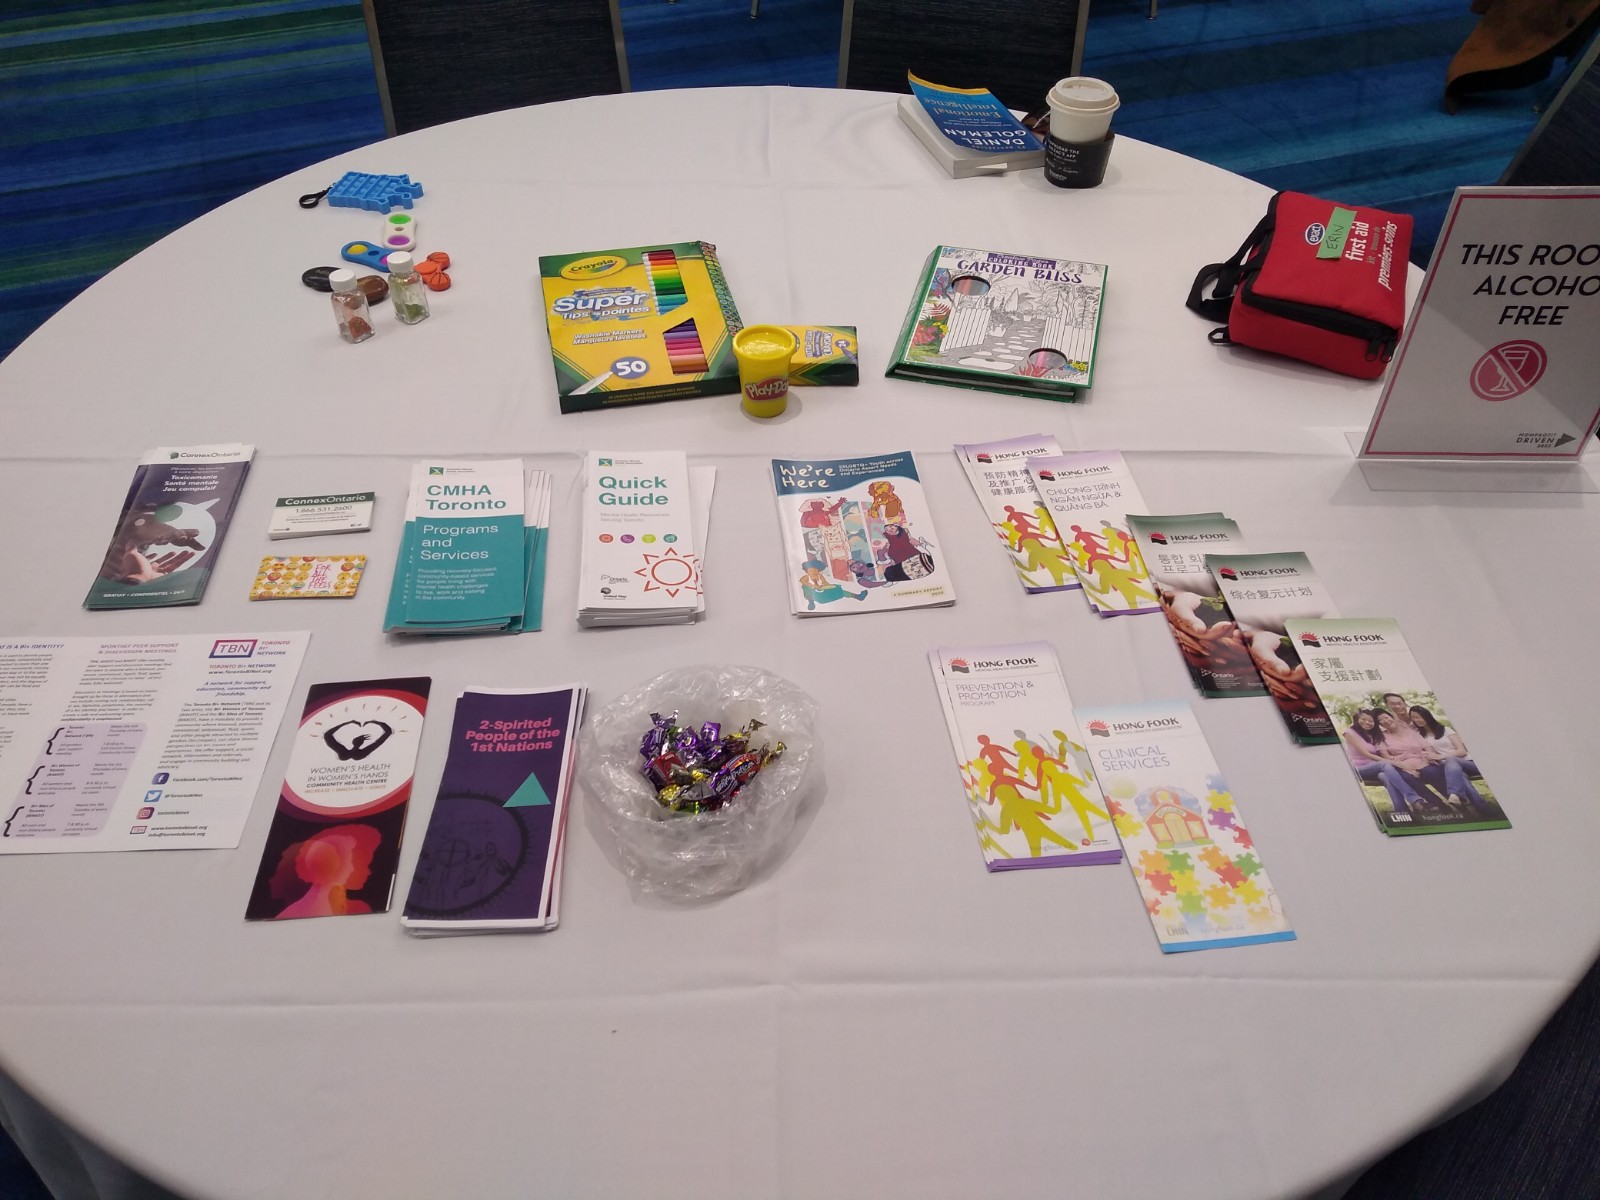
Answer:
1027;450;1159;616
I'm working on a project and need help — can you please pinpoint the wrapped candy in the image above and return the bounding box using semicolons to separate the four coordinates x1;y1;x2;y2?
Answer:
637;712;784;813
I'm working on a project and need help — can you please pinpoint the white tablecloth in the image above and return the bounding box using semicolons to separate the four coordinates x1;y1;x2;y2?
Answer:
3;86;1598;1200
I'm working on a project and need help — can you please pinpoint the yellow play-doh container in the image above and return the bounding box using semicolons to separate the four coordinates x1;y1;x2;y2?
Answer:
733;324;799;418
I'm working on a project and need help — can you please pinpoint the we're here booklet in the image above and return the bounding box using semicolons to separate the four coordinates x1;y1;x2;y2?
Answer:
771;451;955;616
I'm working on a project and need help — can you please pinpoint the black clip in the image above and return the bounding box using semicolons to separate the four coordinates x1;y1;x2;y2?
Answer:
298;187;331;209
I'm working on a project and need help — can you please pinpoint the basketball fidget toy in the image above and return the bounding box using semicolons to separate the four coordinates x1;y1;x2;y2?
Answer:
645;249;688;315
663;318;709;375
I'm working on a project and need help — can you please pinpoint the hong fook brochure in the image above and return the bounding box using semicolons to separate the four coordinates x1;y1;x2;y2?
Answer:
1285;618;1510;836
1075;699;1295;953
1206;551;1341;745
930;641;1120;870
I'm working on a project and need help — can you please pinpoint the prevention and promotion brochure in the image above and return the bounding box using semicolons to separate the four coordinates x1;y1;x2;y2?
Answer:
771;451;955;615
1206;551;1341;745
245;677;432;920
402;685;587;935
1284;618;1511;835
929;641;1120;871
1073;699;1296;953
84;443;254;610
0;633;308;853
577;451;702;627
953;434;1078;593
385;460;545;635
1127;513;1264;698
1027;450;1159;616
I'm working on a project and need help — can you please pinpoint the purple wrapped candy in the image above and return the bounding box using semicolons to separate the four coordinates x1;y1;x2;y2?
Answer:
698;721;721;746
640;712;677;761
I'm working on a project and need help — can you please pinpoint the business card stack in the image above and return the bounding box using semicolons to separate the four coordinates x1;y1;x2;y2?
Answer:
384;459;550;635
577;451;710;627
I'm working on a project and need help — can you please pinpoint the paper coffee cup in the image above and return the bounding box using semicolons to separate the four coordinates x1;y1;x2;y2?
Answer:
733;324;798;418
1047;77;1120;144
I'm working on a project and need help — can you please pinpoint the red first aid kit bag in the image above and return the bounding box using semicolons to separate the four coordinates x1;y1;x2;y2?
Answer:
1187;191;1413;380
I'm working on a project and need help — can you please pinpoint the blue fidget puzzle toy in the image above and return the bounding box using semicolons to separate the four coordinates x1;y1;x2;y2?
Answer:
325;172;424;212
341;241;394;271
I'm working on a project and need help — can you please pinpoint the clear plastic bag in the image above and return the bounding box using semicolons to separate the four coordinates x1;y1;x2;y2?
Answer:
580;663;821;900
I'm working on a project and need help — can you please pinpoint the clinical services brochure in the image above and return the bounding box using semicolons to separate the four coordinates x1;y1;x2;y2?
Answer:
0;633;308;853
402;685;587;934
1074;699;1295;953
1284;618;1511;836
953;434;1078;593
771;450;955;615
1026;450;1159;616
929;642;1120;871
84;443;253;609
1206;551;1341;745
245;677;432;920
1127;513;1264;698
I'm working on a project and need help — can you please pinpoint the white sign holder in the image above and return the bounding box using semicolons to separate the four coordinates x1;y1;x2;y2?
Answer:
1354;186;1600;492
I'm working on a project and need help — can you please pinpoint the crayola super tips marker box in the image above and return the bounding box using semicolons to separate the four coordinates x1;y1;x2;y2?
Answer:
539;241;745;414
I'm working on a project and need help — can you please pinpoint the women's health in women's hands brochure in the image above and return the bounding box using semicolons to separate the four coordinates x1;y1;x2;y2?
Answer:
245;676;432;920
1285;618;1511;836
1074;699;1295;953
930;641;1120;871
84;443;253;610
954;434;1077;593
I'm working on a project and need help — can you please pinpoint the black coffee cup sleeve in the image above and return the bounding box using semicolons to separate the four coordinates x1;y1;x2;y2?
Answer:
1045;132;1114;188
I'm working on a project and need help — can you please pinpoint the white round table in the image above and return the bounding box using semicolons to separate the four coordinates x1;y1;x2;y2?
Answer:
2;86;1598;1200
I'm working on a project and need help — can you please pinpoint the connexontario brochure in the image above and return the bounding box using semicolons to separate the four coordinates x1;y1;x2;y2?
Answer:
84;443;253;610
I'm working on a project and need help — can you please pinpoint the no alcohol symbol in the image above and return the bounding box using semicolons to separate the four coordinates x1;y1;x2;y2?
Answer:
1469;340;1547;401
